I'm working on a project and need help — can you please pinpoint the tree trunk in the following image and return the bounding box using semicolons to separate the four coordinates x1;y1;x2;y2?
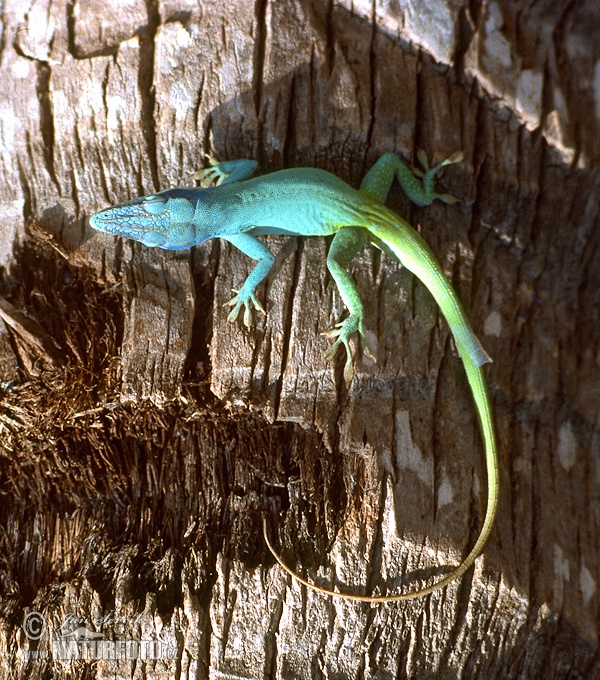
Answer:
1;1;599;678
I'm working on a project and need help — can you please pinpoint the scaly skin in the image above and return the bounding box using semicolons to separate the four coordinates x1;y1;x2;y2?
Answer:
90;151;498;601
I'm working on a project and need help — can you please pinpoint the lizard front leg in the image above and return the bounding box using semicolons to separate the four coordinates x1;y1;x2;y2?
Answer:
324;227;375;383
193;156;259;187
221;234;274;328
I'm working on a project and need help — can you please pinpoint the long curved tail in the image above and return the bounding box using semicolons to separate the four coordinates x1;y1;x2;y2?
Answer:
264;212;499;602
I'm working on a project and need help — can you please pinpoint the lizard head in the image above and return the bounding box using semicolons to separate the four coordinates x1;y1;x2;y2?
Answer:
89;189;199;250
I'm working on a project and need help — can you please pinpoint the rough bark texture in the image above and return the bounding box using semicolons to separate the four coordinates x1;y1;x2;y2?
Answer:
0;0;599;678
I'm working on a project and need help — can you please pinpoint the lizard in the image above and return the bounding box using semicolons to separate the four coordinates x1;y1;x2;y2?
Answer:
90;151;499;602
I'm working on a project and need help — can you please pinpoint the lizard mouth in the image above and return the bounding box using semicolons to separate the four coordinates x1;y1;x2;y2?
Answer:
89;210;167;248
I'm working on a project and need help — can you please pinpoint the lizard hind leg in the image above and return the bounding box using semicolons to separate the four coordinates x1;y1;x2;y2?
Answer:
323;227;375;383
221;234;274;328
361;150;464;207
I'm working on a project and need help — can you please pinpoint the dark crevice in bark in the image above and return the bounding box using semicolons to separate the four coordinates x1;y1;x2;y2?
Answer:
36;63;60;193
363;0;377;164
66;1;77;58
282;74;297;168
455;2;477;77
468;94;491;247
272;238;303;421
264;593;284;679
193;72;205;136
16;157;33;224
363;472;388;598
252;0;268;122
185;242;218;395
139;0;161;191
324;0;335;75
0;4;7;68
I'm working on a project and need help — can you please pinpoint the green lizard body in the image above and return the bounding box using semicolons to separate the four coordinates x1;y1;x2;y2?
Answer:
90;151;499;602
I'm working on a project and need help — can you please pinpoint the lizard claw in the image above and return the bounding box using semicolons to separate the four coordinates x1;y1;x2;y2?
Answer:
416;149;430;173
362;339;377;363
430;151;464;203
322;321;352;382
226;288;266;328
438;192;461;205
417;148;464;173
322;314;375;384
414;149;464;205
440;150;465;166
321;320;345;339
193;154;228;187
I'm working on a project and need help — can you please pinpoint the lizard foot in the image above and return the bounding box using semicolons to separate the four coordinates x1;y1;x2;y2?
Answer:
225;288;266;328
194;156;258;187
322;314;375;384
413;149;464;205
193;154;227;188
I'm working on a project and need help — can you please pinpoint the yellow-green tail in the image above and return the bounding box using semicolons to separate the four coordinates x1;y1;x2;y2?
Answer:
264;213;499;602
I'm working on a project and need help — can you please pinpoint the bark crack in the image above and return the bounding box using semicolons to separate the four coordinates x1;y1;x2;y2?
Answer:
139;0;161;191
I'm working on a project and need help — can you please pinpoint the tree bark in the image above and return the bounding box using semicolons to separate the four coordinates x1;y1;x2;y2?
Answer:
1;0;599;678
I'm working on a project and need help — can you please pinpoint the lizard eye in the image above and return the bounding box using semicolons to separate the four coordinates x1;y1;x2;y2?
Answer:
141;196;168;215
